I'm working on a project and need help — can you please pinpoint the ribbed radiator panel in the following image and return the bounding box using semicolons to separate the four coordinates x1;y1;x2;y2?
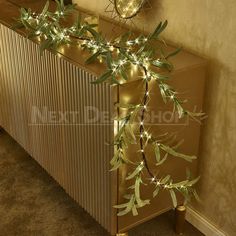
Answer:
0;25;114;233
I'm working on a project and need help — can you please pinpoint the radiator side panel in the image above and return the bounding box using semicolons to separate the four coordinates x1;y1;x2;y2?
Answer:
0;24;115;233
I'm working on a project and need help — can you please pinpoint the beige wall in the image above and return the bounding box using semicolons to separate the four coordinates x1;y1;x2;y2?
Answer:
73;0;236;235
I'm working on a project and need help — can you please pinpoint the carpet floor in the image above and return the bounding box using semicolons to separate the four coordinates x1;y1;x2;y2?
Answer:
0;130;204;236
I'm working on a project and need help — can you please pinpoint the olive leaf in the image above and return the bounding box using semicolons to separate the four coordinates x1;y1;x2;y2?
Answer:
160;144;196;162
149;20;168;40
156;153;168;166
126;164;143;180
153;186;160;198
166;47;182;60
154;144;161;163
91;70;112;84
169;189;177;207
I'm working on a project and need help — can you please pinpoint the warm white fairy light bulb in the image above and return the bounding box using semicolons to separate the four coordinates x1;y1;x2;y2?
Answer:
35;30;41;35
109;46;114;51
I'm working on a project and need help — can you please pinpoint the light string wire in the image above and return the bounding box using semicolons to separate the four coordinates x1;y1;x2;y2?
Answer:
16;0;204;216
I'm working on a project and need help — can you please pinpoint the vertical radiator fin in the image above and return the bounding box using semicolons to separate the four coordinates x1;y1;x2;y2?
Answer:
0;25;114;233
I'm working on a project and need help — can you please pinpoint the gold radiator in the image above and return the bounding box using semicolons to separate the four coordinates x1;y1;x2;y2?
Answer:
0;23;206;235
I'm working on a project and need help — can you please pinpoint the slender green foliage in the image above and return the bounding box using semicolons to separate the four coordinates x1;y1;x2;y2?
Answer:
16;0;204;216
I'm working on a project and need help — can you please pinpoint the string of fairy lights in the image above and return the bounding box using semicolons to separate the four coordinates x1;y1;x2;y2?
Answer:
17;0;203;216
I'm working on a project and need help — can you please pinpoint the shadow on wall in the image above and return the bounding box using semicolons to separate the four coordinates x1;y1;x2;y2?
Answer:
194;58;236;234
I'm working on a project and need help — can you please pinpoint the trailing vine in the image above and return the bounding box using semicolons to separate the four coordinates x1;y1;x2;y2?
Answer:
16;0;204;216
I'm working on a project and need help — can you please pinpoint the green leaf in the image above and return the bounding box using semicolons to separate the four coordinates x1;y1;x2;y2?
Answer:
154;144;161;163
60;0;64;9
123;194;133;200
115;103;138;109
110;160;122;171
85;26;100;40
132;205;138;216
120;31;132;44
113;202;129;209
135;177;142;206
161;175;170;184
126;165;142;180
22;20;35;30
166;47;182;60
74;14;81;29
110;151;126;171
20;7;27;15
91;70;112;84
110;152;119;166
175;102;185;118
110;75;120;85
153;186;160;197
40;39;52;52
187;176;200;186
124;124;136;144
115;196;135;216
12;20;25;30
120;69;128;81
134;177;150;209
152;59;173;71
151;72;170;81
169;189;177;207
156;153;168;166
172;139;184;149
159;85;167;103
171;180;189;188
186;111;206;123
160;144;196;162
149;20;168;39
106;51;112;69
85;51;101;64
42;1;50;16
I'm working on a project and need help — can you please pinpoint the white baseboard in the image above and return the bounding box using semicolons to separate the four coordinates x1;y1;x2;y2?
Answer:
186;207;227;236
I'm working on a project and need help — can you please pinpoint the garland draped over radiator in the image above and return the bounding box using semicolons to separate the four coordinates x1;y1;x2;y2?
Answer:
16;0;204;216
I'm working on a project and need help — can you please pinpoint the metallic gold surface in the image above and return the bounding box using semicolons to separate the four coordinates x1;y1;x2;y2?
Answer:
0;23;116;234
0;0;207;234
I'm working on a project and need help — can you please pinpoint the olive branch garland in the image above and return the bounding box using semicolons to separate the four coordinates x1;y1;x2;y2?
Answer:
15;0;204;216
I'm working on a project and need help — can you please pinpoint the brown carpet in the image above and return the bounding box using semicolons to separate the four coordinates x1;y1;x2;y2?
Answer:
0;130;204;236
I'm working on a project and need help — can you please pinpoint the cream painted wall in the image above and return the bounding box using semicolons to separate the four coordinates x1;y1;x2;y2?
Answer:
73;0;236;235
